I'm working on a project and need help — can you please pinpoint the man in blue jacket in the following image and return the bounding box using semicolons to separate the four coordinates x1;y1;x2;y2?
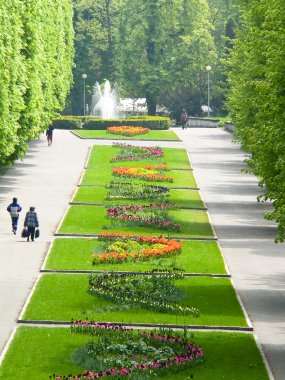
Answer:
7;197;22;234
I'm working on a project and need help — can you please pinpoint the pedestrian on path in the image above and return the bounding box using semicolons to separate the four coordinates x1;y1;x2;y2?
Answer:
24;207;39;242
7;197;22;234
181;109;188;130
46;126;54;147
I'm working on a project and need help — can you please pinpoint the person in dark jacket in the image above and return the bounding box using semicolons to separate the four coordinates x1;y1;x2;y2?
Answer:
46;126;54;147
181;109;188;130
24;206;39;242
7;197;22;234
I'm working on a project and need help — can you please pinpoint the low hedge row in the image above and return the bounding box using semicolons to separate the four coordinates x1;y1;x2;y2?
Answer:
83;117;170;130
51;116;170;130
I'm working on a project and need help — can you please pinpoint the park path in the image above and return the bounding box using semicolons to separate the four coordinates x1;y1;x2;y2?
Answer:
0;128;284;380
176;127;285;380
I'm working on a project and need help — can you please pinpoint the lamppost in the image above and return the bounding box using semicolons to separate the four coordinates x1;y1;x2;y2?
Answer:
205;65;212;118
82;74;87;116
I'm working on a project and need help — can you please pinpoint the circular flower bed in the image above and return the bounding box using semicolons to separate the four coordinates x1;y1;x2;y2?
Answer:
107;126;150;136
112;164;173;182
93;232;182;264
53;321;204;379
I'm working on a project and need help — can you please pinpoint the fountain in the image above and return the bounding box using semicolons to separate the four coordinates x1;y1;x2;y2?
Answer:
90;80;119;119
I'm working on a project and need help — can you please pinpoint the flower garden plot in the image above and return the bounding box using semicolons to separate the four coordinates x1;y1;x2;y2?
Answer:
22;274;247;327
58;205;215;239
72;129;181;141
107;125;150;136
81;168;197;189
45;238;227;274
86;145;191;169
0;327;269;380
73;185;205;209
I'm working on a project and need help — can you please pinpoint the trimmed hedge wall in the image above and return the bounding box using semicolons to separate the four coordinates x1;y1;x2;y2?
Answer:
51;119;81;130
83;116;170;130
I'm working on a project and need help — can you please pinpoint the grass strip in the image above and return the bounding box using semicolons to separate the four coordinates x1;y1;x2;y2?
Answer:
0;327;269;380
22;274;247;327
58;205;214;239
87;146;191;169
45;238;227;274
73;187;205;209
73;129;181;141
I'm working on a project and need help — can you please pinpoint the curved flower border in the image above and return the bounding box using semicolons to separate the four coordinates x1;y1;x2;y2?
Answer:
107;125;150;136
52;321;204;379
112;164;173;182
111;142;164;161
93;233;182;264
106;203;180;232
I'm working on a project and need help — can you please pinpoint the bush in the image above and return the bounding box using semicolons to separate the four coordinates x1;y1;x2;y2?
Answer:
83;116;170;130
51;118;82;130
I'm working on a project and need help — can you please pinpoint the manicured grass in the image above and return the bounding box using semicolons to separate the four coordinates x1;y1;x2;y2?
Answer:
58;205;215;239
87;146;191;169
73;186;205;208
0;327;269;380
81;168;197;188
45;238;227;274
22;274;247;327
73;129;181;141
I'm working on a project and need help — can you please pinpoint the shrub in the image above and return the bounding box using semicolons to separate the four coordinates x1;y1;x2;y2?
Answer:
51;118;82;130
83;116;170;130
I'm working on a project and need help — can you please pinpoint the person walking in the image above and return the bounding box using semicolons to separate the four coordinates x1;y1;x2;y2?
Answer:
24;207;39;242
181;109;188;130
7;197;22;234
46;126;54;147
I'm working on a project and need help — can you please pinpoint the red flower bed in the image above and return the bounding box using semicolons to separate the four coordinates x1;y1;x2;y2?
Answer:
93;232;182;264
111;142;164;161
112;164;173;182
107;126;150;136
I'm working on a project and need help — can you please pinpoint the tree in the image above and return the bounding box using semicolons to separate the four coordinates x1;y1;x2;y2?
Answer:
116;0;216;115
227;0;285;242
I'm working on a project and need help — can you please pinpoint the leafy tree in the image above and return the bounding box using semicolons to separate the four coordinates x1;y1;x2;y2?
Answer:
116;0;216;115
227;0;285;242
0;0;74;166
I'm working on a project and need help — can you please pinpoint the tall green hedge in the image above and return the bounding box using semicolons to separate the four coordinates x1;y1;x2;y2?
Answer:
83;116;171;130
227;0;285;242
0;0;74;166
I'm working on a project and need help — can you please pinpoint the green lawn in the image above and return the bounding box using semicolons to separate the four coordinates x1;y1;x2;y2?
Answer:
0;327;269;380
81;168;198;188
22;274;247;327
58;205;215;239
87;146;191;169
73;129;181;141
45;238;227;274
73;186;205;208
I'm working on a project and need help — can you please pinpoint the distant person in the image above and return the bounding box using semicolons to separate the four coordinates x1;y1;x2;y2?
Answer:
7;197;22;234
181;109;188;130
46;126;54;147
24;207;39;242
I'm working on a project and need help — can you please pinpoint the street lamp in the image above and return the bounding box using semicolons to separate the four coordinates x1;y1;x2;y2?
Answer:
82;74;87;116
205;65;212;118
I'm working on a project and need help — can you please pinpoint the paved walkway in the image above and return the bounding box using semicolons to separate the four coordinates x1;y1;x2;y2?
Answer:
0;128;284;379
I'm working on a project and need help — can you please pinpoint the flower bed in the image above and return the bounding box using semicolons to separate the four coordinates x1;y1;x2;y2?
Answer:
111;142;164;161
106;181;169;201
106;204;181;232
89;271;199;316
53;321;204;379
93;232;182;264
112;164;173;182
107;125;150;136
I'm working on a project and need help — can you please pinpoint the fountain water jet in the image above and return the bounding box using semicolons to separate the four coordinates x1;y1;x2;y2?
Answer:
90;80;119;119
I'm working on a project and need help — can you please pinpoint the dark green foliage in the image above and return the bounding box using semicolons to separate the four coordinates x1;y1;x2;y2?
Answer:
83;117;170;130
227;0;285;242
52;119;82;130
0;0;74;166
